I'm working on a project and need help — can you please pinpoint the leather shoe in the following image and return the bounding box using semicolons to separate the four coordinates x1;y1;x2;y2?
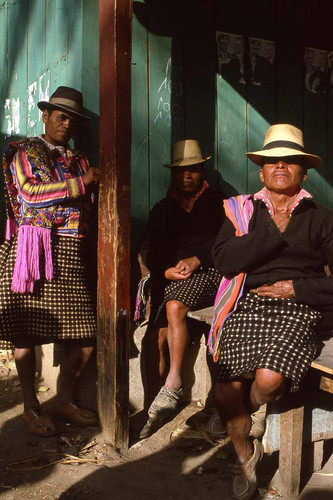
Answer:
24;406;56;437
54;401;98;427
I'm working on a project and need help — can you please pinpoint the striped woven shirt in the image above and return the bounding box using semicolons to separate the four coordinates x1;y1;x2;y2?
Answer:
10;136;92;237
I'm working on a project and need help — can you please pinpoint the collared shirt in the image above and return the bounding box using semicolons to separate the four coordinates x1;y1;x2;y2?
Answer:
10;135;92;237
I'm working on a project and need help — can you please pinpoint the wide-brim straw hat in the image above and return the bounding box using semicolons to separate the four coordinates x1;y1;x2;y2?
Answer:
164;139;211;167
38;86;90;120
246;124;321;169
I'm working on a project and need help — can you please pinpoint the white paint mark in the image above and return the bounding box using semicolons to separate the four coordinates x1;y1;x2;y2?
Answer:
12;97;20;134
4;97;20;137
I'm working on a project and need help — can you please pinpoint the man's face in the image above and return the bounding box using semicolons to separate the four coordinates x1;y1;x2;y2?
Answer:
42;109;79;146
259;156;307;195
172;163;204;194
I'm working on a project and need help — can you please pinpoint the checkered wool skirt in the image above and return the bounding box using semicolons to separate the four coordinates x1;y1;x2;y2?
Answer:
216;293;321;392
163;267;221;308
0;233;97;346
152;267;222;323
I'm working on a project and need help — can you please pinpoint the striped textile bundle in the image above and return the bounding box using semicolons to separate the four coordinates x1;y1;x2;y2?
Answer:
134;272;151;323
208;195;254;361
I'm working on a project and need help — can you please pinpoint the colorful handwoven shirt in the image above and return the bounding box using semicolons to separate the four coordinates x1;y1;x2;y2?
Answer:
9;135;92;238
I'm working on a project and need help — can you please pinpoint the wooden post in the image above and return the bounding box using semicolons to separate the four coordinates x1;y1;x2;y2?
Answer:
279;403;304;497
97;0;132;451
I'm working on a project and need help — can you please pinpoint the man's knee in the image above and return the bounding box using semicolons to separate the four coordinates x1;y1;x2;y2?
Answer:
253;369;286;402
166;300;189;322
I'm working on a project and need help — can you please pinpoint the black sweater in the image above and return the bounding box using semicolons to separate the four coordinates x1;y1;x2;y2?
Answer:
141;187;225;279
212;198;333;309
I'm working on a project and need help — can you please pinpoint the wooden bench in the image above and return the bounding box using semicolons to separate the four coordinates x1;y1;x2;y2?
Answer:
187;306;333;498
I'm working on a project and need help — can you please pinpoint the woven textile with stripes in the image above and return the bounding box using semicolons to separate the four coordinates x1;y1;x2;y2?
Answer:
208;195;253;361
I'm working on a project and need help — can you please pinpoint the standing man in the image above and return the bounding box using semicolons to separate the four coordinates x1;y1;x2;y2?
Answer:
0;86;100;436
138;139;225;438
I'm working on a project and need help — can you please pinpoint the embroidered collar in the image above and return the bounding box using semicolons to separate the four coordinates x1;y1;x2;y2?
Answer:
254;186;313;216
39;135;78;160
167;180;209;212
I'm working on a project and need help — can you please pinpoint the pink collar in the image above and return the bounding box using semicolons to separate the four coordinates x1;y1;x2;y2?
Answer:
254;186;312;216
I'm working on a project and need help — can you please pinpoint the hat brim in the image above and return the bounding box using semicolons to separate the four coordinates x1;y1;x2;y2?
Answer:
164;156;211;168
246;148;321;169
37;101;90;120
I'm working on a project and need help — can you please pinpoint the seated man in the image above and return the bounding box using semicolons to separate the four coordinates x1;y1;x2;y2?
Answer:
139;139;225;438
209;124;333;500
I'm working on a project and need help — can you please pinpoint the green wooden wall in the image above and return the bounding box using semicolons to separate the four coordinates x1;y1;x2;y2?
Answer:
0;0;99;235
131;0;333;254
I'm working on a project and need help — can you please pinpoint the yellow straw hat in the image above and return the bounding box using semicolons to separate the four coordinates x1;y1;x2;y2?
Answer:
246;124;321;169
164;139;211;168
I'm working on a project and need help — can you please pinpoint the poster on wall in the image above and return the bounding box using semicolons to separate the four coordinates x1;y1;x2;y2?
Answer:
216;32;275;86
216;31;245;84
305;47;328;94
249;37;275;87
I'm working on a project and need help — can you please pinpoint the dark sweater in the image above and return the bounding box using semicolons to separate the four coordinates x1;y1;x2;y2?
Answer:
212;198;333;309
141;187;225;279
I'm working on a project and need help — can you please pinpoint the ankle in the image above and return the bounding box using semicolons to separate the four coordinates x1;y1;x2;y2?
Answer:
23;397;40;412
164;375;182;391
237;440;254;464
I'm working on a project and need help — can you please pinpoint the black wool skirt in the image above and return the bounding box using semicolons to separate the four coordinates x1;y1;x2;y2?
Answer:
216;293;321;392
0;233;97;346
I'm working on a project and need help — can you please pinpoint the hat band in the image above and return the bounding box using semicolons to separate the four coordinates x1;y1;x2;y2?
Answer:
49;97;81;112
173;155;203;163
263;140;305;152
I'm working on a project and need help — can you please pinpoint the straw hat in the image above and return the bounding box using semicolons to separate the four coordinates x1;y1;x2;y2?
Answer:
246;124;321;169
38;86;90;120
164;139;211;168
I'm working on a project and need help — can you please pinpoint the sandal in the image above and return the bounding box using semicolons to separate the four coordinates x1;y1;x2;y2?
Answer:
139;386;183;439
23;406;56;437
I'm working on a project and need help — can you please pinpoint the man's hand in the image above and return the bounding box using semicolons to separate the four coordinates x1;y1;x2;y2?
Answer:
257;280;295;298
165;267;192;281
83;167;101;186
175;256;201;275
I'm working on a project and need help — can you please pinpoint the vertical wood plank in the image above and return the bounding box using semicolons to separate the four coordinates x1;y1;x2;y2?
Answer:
302;2;330;207
216;0;248;196
279;405;304;497
67;0;83;90
246;0;277;194
80;0;99;165
276;0;303;127
148;14;174;207
0;1;9;237
98;0;132;451
131;0;149;249
183;0;216;187
27;0;45;137
5;0;27;144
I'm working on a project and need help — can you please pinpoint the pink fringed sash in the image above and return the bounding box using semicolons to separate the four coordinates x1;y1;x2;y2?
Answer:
11;225;53;293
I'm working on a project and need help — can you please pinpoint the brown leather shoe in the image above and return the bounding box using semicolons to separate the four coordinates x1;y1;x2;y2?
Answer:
54;402;98;427
23;406;56;437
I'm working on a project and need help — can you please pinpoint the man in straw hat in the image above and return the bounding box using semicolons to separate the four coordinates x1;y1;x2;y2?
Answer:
209;123;333;499
0;86;101;436
137;139;225;438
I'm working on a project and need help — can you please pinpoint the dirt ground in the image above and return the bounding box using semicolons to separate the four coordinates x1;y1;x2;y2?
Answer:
1;350;332;500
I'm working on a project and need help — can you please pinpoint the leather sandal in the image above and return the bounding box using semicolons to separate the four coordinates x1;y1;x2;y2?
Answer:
232;439;264;500
23;406;56;437
54;401;98;427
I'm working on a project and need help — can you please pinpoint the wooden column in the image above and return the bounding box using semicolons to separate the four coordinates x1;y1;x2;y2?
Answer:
98;0;132;450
